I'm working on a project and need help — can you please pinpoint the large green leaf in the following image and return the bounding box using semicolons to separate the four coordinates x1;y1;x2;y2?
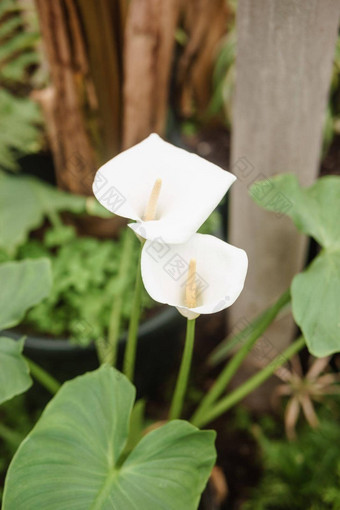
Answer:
250;174;340;356
0;172;110;254
291;251;340;357
0;337;31;404
3;365;216;510
0;258;52;329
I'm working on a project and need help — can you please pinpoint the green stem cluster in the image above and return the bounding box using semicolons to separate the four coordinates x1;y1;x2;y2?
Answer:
107;230;135;366
192;336;305;428
192;289;291;424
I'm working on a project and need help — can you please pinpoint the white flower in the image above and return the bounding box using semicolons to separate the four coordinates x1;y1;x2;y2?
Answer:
92;134;236;244
141;234;248;319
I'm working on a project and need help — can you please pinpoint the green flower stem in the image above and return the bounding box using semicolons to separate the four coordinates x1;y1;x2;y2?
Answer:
25;357;61;395
107;230;135;366
192;289;291;424
169;319;196;420
123;253;143;382
191;336;305;428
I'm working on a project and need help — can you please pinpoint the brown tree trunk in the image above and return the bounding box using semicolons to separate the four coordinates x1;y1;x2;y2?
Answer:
122;0;180;149
35;0;123;195
35;0;97;194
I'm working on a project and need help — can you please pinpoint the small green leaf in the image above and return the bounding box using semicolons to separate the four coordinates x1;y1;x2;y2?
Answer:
0;337;32;404
292;250;340;357
0;258;52;329
3;366;216;510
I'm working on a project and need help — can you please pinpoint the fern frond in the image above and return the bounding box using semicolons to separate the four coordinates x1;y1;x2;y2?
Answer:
0;89;42;171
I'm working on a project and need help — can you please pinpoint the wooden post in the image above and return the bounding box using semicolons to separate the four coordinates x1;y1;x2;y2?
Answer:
229;1;340;354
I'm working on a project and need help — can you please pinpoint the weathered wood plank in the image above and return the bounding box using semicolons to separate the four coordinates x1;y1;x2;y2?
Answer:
229;0;340;352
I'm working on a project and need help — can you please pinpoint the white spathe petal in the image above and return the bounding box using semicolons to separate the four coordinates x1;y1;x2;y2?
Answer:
141;234;248;316
93;133;236;243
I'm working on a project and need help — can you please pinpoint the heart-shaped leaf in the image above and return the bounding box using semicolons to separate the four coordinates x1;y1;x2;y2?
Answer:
250;174;340;356
3;365;216;510
0;258;52;330
0;337;32;405
0;171;110;254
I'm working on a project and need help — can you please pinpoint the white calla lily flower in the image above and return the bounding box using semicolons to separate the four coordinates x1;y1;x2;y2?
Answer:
92;133;236;244
141;234;248;319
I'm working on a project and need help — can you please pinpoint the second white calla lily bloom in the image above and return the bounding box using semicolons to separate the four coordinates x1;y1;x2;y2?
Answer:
92;134;236;244
141;234;248;319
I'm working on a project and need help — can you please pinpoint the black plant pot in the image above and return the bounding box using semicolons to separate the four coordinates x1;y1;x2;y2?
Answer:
4;307;185;397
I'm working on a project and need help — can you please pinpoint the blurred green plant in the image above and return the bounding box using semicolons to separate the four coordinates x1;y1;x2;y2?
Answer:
6;228;153;346
0;0;40;84
208;0;235;126
0;91;42;171
324;36;340;154
243;404;340;510
209;26;235;127
0;0;43;171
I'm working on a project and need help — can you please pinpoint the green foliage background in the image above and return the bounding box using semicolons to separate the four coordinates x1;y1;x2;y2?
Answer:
0;0;43;171
243;402;340;510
